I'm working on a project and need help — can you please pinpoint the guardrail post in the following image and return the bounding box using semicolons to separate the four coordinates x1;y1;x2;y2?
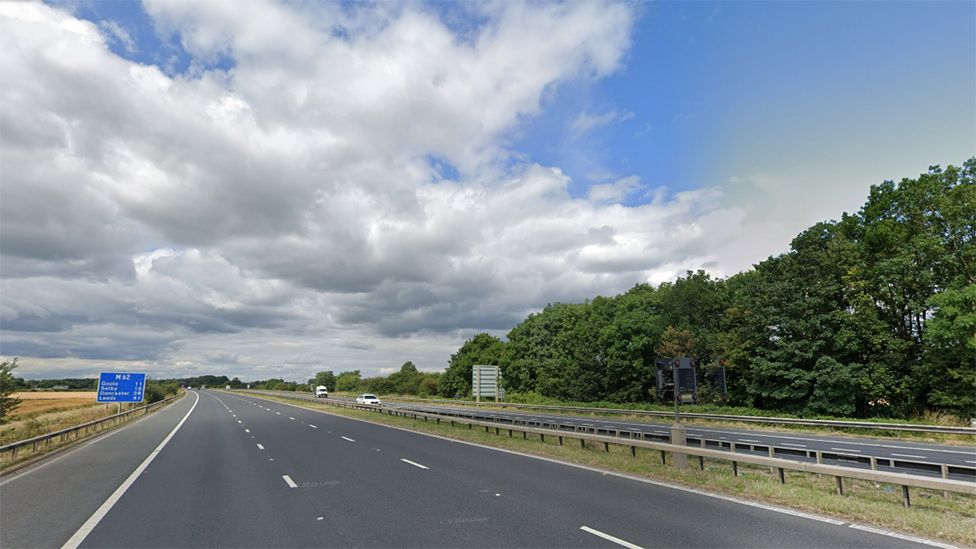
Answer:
631;446;637;457
941;465;950;498
523;431;527;440
540;433;545;443
835;476;844;495
902;485;910;508
732;460;738;476
870;456;877;471
558;436;563;446
495;427;500;435
580;438;586;449
671;423;688;470
778;468;785;484
604;441;609;453
509;429;513;437
660;450;666;465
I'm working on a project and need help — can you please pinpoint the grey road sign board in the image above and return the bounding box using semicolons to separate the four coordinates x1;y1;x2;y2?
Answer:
473;365;502;401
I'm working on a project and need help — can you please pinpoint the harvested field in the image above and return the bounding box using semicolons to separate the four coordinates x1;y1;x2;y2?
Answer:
11;392;99;417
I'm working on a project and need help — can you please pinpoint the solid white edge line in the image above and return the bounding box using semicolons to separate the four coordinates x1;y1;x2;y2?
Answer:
234;393;955;548
579;526;643;549
400;458;429;470
282;475;298;488
847;525;959;549
61;391;200;549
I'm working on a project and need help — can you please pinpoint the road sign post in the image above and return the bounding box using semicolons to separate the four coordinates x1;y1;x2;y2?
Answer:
97;372;147;403
671;359;690;470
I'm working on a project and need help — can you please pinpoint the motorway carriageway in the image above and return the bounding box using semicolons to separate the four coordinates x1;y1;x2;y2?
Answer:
0;390;952;548
361;398;976;482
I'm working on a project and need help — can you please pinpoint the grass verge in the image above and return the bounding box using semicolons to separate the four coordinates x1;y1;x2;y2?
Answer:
253;392;976;547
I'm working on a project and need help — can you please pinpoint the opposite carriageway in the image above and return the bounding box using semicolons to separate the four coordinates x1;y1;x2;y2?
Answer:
384;401;976;482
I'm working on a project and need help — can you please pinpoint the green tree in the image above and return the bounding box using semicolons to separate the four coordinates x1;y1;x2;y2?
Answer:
335;371;362;392
0;358;22;424
310;370;337;391
923;284;976;416
388;361;421;394
441;334;505;397
655;326;696;358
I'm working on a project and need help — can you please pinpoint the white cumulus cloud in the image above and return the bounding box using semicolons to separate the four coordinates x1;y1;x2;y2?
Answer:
0;1;749;380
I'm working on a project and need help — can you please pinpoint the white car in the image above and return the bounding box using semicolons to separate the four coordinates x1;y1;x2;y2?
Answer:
355;393;381;405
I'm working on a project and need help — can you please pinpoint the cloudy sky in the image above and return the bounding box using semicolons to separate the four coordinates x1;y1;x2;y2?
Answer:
2;1;973;381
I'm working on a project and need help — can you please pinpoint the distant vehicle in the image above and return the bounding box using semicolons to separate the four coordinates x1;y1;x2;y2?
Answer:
315;385;329;398
201;385;206;389
356;393;381;405
226;385;231;390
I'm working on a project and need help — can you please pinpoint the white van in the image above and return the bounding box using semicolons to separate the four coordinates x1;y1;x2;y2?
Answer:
315;385;329;398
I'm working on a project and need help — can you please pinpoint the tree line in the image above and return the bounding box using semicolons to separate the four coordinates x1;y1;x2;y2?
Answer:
437;160;975;419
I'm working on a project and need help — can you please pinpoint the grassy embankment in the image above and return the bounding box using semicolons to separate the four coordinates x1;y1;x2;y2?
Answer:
249;392;976;547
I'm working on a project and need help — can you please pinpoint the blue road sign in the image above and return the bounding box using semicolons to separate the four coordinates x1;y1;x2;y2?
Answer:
97;372;146;403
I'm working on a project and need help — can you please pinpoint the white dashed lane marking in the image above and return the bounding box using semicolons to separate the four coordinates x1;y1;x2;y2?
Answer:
400;459;429;470
579;526;642;549
282;475;298;488
341;436;356;442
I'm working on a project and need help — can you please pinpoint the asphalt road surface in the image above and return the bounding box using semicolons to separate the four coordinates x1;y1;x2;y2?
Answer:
0;390;948;548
